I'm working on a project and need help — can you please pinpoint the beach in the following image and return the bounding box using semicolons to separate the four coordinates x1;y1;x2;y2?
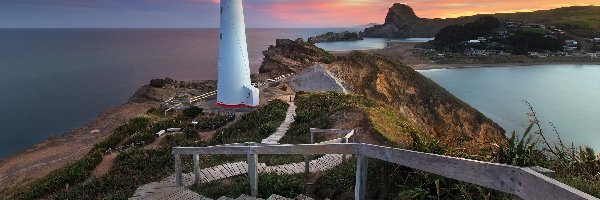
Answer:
336;41;600;70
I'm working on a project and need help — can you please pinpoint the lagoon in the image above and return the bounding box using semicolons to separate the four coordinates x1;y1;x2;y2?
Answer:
419;65;600;150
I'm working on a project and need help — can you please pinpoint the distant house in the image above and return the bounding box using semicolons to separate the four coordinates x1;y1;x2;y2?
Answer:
528;52;540;57
477;37;487;42
591;38;600;43
528;24;546;29
588;53;598;58
464;49;489;56
468;40;481;44
565;40;578;46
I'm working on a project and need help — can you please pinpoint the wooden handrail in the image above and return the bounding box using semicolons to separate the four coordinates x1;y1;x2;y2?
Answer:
172;143;597;200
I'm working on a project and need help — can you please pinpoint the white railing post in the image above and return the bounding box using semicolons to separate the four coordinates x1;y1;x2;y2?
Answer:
355;154;367;200
193;154;200;186
174;154;182;187
247;143;258;197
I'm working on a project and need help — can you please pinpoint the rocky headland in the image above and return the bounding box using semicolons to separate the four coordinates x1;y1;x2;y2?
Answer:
307;31;363;43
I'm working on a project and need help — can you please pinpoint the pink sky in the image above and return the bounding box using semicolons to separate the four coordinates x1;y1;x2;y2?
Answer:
1;0;599;28
237;0;600;27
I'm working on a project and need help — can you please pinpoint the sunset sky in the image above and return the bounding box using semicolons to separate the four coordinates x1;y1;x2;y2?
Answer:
1;0;599;28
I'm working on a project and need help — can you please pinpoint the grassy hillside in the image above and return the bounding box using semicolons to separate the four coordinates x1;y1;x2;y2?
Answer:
491;6;600;38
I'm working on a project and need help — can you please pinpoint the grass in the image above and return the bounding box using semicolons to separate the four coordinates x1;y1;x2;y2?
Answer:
190;173;305;199
4;100;290;200
6;116;157;200
213;99;289;144
53;147;174;199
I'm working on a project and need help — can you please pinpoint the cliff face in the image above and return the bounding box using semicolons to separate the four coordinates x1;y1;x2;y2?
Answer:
254;39;335;81
328;52;505;148
259;39;506;149
362;4;464;38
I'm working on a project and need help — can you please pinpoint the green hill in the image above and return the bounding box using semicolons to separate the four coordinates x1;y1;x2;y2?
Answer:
363;4;600;38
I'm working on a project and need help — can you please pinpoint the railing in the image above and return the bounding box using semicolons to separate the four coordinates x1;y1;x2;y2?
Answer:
172;143;597;200
308;128;354;165
189;91;217;103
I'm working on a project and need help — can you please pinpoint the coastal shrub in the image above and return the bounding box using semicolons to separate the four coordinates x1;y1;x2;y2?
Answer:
8;117;155;200
493;101;600;197
11;150;103;200
257;173;304;198
149;79;166;88
313;159;356;198
194;113;235;131
182;106;203;118
54;147;174;199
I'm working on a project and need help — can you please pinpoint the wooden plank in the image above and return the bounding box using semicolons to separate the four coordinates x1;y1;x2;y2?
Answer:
172;144;355;155
516;168;597;200
358;144;519;194
174;154;182;187
310;128;353;135
355;154;368;200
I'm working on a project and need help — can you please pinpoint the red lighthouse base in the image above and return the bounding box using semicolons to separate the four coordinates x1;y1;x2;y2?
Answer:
215;103;257;108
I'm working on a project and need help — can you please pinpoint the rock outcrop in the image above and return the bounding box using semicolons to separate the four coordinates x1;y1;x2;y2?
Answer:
308;31;363;43
289;65;349;94
254;39;335;81
361;4;470;38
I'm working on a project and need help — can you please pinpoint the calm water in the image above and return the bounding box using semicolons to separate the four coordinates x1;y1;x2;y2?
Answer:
315;38;433;52
1;28;379;158
419;65;600;150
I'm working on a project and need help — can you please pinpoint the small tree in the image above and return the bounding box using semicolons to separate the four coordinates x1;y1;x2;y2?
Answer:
183;106;203;118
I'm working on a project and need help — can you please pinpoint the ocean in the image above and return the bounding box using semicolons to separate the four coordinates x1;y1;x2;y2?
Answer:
419;65;600;150
0;28;376;158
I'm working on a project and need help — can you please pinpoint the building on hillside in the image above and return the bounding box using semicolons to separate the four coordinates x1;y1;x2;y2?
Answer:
565;40;578;46
528;52;540;58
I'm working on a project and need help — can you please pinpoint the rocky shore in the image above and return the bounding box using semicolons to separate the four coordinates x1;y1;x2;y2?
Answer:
0;78;215;192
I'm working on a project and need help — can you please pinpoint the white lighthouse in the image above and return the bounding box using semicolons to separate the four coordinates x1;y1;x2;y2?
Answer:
216;0;259;108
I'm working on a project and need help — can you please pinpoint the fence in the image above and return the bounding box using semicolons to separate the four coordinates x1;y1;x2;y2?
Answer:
171;143;597;200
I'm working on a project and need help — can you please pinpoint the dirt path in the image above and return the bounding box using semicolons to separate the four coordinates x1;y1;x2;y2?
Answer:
198;114;242;142
0;101;157;192
91;154;117;178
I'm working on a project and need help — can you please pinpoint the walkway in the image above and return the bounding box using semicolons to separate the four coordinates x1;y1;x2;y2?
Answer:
261;102;296;144
130;101;349;200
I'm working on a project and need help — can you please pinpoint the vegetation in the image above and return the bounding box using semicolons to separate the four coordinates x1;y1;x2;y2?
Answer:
505;30;563;54
434;16;501;50
307;31;363;43
182;106;203;118
8;117;156;200
213;99;289;144
492;6;600;38
54;147;174;199
191;173;304;199
493;101;600;197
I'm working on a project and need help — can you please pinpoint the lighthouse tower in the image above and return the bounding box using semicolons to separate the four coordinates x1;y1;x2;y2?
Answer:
216;0;259;108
